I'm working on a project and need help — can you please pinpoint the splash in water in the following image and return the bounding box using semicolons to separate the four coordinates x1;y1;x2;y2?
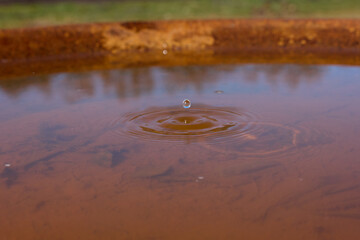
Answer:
182;99;191;109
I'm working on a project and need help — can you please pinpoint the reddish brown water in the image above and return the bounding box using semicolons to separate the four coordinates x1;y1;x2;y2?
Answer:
0;64;360;239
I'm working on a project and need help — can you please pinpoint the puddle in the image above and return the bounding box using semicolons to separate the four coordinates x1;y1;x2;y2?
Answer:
0;64;360;239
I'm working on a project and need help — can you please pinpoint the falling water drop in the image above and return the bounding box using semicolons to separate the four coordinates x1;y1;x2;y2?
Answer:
182;99;191;109
162;49;168;55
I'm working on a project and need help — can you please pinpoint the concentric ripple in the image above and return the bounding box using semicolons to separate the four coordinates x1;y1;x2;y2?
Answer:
117;105;258;142
201;122;301;157
112;105;329;157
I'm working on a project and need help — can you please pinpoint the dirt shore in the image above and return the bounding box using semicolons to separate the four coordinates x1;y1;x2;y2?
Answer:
1;19;360;79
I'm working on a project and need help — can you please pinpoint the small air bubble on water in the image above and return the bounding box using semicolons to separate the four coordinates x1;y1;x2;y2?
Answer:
4;163;11;167
162;49;168;55
182;99;191;109
215;90;224;94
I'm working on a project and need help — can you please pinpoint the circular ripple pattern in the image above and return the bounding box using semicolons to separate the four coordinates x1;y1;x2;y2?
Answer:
117;105;259;142
201;122;301;158
114;105;325;158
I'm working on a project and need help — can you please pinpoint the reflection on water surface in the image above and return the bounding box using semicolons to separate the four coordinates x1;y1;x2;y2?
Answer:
0;64;360;240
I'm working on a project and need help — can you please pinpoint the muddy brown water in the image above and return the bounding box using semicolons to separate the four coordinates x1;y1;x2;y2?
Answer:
0;63;360;239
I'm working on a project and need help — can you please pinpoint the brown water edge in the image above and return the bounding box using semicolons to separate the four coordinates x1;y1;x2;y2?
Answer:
1;64;360;239
1;19;360;79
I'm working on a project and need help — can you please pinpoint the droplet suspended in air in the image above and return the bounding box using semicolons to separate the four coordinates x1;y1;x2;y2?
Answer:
182;99;191;109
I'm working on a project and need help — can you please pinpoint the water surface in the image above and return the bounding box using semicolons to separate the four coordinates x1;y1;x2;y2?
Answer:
0;64;360;239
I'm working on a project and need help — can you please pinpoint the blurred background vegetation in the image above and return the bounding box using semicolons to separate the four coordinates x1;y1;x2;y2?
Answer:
0;0;359;29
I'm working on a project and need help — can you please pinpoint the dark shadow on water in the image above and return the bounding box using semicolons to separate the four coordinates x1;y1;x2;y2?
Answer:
0;167;19;188
239;65;323;89
0;64;323;102
110;149;129;168
38;123;76;146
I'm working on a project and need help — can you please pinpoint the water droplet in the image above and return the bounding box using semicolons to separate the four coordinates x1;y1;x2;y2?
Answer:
198;176;204;180
162;49;168;55
215;90;224;94
4;163;11;167
182;99;191;109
